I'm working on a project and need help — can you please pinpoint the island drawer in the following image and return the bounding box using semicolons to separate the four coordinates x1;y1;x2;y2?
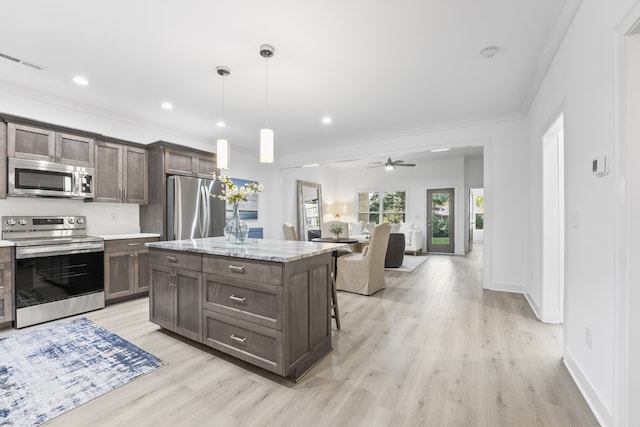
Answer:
203;309;282;375
149;249;201;271
203;273;282;329
105;237;159;253
203;256;282;285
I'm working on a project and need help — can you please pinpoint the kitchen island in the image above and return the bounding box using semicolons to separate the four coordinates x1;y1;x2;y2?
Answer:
146;237;345;381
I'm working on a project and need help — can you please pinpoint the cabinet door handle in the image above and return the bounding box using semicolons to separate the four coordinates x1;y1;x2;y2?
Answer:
167;256;178;263
228;265;245;273
118;188;122;200
229;295;246;303
123;188;127;200
128;243;142;246
230;334;247;344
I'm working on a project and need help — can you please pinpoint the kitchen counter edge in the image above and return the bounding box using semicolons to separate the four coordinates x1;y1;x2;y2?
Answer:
146;237;346;263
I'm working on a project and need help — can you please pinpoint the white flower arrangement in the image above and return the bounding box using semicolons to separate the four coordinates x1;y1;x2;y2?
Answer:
211;172;264;205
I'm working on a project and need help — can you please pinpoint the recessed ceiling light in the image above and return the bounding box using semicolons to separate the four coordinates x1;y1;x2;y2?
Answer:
322;116;332;124
302;163;319;168
480;46;499;58
217;121;226;128
72;76;89;86
431;148;451;153
161;102;173;110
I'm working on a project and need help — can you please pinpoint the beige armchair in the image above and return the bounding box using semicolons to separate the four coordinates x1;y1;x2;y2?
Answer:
335;223;391;295
282;223;298;240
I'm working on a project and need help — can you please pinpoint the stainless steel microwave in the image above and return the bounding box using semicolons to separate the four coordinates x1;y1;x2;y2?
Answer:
8;157;95;199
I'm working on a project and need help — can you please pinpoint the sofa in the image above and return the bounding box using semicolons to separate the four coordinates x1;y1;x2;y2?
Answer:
396;222;423;255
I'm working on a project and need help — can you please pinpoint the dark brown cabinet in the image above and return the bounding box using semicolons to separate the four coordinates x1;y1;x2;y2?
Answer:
164;148;215;178
0;247;13;325
95;141;148;204
7;123;94;167
149;250;202;342
148;244;332;381
104;237;158;301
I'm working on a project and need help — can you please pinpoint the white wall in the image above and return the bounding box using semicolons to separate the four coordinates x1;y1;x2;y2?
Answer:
0;198;140;236
524;0;637;424
625;21;640;427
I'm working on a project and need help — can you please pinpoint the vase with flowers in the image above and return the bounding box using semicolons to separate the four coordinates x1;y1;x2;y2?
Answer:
212;173;264;244
328;223;344;240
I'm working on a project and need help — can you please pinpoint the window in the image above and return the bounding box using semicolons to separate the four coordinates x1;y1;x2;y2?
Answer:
357;191;406;224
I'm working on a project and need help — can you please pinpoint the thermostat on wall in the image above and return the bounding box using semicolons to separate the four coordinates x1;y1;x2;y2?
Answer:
592;155;608;176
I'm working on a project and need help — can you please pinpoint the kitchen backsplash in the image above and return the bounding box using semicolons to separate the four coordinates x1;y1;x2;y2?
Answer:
0;198;140;236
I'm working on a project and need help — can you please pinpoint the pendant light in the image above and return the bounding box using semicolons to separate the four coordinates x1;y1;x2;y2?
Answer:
259;44;275;163
216;65;231;170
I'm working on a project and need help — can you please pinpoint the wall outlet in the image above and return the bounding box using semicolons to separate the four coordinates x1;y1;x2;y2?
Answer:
585;326;592;348
110;213;118;222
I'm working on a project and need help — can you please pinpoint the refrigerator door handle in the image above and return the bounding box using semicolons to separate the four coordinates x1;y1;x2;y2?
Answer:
200;184;209;236
174;179;182;240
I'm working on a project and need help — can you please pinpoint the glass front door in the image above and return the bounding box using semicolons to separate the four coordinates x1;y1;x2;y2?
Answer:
427;188;455;253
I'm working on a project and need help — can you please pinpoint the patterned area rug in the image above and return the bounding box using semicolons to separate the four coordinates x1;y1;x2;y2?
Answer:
385;255;429;272
0;317;162;426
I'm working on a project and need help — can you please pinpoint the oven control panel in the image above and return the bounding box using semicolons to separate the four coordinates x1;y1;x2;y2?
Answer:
2;216;88;232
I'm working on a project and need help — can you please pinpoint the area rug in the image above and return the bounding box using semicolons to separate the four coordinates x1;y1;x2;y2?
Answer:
385;255;429;272
0;317;162;426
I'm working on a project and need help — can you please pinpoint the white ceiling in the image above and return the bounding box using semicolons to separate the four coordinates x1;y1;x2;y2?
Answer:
0;0;569;165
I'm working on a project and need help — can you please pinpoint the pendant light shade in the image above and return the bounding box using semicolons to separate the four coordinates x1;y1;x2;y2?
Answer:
259;44;275;163
217;138;230;170
259;129;274;163
216;65;231;170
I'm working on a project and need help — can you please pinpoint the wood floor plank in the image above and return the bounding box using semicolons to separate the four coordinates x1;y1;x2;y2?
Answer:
39;244;599;426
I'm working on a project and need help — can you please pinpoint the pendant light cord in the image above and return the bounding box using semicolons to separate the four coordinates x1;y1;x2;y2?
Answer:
264;57;269;128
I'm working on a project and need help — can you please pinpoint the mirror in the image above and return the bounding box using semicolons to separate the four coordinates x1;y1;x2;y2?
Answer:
297;180;323;241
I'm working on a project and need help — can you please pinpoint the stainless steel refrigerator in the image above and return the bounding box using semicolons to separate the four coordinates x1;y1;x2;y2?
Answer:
166;175;225;240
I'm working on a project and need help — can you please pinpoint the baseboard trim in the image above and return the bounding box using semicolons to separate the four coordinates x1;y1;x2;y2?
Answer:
563;349;612;427
524;292;541;320
486;281;527;294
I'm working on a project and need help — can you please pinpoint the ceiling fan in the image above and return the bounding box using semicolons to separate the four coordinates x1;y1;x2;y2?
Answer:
370;157;416;170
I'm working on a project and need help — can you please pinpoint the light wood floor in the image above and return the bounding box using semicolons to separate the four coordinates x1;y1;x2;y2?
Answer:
45;244;598;426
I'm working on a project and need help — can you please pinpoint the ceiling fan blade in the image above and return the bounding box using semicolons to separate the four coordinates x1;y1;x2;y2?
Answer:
395;163;416;167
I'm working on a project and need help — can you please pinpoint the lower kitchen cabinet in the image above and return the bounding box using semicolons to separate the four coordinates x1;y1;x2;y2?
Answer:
0;247;13;325
147;245;332;381
149;251;202;341
104;237;158;301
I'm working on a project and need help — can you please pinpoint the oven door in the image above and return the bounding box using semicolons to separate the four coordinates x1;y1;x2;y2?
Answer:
14;250;104;310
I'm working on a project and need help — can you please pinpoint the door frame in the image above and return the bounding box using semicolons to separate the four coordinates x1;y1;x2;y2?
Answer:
426;187;455;253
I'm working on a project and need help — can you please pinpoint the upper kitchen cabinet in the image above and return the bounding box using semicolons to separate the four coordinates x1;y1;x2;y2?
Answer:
0;122;6;199
165;148;216;178
95;141;148;204
7;123;94;167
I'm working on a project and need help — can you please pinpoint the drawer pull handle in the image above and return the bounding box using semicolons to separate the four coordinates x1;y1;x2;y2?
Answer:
128;243;142;246
228;265;245;273
230;334;247;344
229;295;246;303
167;256;178;263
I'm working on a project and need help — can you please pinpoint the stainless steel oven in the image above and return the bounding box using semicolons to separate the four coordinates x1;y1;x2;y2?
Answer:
2;216;104;328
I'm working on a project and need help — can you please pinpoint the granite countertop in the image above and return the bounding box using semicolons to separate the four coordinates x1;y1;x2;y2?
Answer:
146;237;347;262
97;233;161;241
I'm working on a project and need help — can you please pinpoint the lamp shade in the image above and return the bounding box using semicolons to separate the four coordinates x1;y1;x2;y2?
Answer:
260;128;274;163
217;138;230;169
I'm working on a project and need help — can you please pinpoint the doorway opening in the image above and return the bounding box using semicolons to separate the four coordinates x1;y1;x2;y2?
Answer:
426;188;455;253
541;113;565;324
468;188;484;251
